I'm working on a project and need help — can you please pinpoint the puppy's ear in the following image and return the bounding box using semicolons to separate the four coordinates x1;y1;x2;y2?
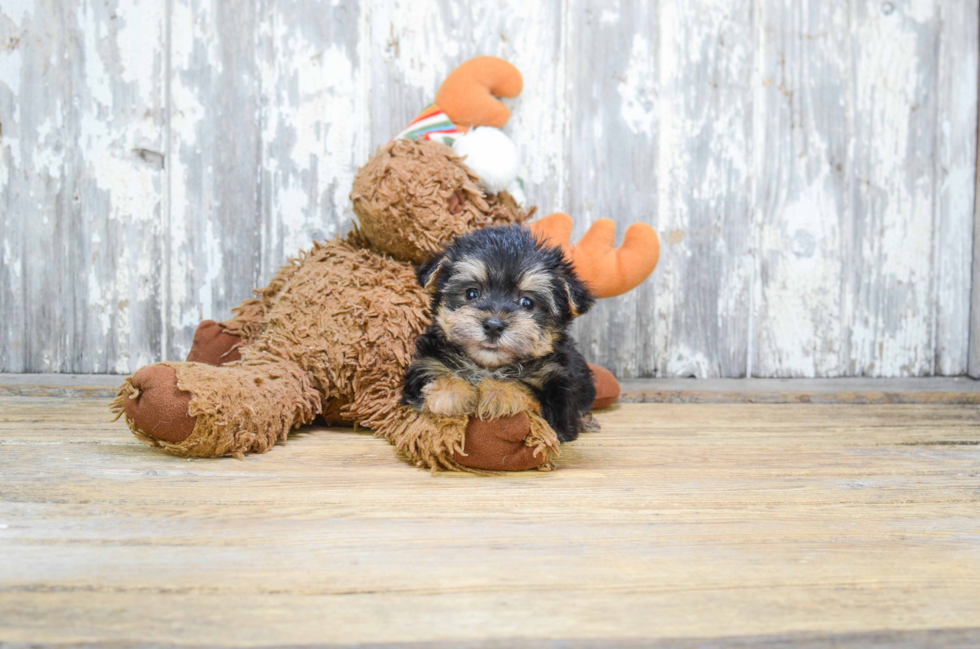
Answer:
417;254;450;294
560;270;595;319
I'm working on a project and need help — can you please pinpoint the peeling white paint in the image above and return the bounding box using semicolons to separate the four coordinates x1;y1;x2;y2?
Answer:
759;182;844;377
0;0;976;376
619;34;656;137
600;9;619;26
375;3;460;94
0;41;22;98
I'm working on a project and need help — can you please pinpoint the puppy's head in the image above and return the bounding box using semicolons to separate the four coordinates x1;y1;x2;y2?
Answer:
417;225;595;369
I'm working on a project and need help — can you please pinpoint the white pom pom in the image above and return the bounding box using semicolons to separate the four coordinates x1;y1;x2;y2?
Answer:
452;127;520;195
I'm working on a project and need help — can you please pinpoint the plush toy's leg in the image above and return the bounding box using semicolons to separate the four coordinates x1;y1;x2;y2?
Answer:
375;378;560;472
111;355;321;458
455;413;560;471
179;242;311;367
373;405;559;473
185;320;243;365
182;252;308;367
588;363;621;409
117;364;196;443
183;320;352;424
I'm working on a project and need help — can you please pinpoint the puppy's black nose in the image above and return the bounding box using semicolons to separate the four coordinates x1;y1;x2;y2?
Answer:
482;318;506;338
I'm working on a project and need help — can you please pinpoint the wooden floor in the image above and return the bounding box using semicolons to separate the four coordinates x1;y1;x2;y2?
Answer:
1;388;979;647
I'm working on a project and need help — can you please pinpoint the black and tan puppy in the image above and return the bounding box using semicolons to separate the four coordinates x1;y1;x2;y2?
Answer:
401;225;597;442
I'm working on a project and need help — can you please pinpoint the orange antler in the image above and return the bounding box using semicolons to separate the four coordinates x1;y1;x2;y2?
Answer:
529;213;660;299
435;56;523;130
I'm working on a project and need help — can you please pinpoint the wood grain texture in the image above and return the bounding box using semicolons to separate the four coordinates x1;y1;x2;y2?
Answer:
752;0;851;377
935;0;979;376
256;0;364;292
971;8;980;380
167;0;264;359
564;0;659;378
2;373;980;403
0;0;977;377
660;0;756;378
1;396;979;645
0;0;166;373
848;1;948;377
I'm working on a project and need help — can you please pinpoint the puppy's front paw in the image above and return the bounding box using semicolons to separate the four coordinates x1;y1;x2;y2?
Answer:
422;377;478;417
476;379;537;420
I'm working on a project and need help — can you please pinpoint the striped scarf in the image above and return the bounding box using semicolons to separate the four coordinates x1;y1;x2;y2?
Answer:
392;104;462;146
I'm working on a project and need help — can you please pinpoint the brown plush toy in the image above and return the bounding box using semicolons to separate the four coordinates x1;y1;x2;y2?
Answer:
111;57;659;472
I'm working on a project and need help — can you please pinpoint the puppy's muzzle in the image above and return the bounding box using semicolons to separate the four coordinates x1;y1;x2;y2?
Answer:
482;317;506;342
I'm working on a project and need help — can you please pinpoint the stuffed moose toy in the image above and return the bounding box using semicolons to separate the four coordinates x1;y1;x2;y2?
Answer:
112;57;660;472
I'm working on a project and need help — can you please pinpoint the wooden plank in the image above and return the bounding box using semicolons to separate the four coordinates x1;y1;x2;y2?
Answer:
4;373;980;403
970;2;980;380
656;0;753;378
0;632;977;649
935;0;979;375
846;1;943;377
254;0;364;282
1;0;978;381
166;0;264;360
752;1;851;377
618;376;980;404
1;398;979;645
562;0;657;379
566;0;756;378
0;373;121;399
0;0;166;373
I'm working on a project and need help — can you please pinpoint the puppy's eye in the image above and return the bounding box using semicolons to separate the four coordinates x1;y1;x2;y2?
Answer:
466;288;480;301
520;296;534;310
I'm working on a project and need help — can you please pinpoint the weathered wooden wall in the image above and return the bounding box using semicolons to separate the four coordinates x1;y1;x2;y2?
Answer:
1;0;977;377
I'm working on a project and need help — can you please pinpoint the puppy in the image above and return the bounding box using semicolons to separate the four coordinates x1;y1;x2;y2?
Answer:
401;224;597;442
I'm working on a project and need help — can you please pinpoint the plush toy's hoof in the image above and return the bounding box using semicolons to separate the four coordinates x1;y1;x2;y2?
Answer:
589;363;620;409
185;320;242;365
123;365;196;444
455;413;544;471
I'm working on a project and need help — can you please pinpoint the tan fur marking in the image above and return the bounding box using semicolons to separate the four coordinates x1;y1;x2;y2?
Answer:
422;376;479;417
518;265;553;294
416;357;454;381
564;281;580;318
438;304;555;368
476;379;538;420
452;256;489;284
436;305;484;344
424;259;449;294
502;312;555;359
518;266;557;313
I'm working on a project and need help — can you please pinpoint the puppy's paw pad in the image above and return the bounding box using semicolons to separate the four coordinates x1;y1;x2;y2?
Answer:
423;377;478;417
476;380;535;420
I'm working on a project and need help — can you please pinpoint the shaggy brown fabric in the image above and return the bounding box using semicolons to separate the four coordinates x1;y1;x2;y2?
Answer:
186;320;242;365
111;138;571;471
374;405;469;471
220;249;309;345
115;237;462;463
377;406;558;473
350;139;531;264
589;363;621;410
